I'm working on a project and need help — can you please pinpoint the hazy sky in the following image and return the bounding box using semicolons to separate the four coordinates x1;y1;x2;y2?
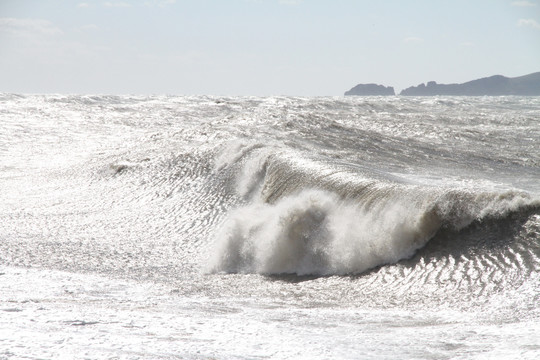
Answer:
1;0;539;95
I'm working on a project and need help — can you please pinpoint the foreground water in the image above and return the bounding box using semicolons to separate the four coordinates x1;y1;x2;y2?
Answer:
1;94;539;359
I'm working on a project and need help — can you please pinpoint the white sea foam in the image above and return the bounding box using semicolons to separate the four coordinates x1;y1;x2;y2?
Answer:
206;188;444;275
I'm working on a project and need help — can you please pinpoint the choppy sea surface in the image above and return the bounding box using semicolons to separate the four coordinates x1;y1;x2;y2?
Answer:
1;94;539;359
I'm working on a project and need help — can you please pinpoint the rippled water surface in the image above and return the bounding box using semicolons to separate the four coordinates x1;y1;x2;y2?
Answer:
1;95;539;359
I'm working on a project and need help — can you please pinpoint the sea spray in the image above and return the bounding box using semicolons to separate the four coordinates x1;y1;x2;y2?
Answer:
207;184;441;275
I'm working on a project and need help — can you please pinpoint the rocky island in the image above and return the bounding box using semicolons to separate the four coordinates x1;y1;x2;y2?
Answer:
400;72;540;96
344;83;395;96
345;72;540;96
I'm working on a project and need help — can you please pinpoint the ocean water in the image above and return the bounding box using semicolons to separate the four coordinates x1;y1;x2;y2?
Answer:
0;94;539;359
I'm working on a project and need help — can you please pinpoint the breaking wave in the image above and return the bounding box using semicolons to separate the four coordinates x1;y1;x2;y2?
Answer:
206;142;540;275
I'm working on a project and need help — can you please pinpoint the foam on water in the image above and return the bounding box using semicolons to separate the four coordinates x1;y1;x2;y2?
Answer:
207;189;436;275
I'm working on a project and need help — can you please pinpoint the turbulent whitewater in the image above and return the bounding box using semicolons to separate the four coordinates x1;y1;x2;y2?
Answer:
1;94;539;359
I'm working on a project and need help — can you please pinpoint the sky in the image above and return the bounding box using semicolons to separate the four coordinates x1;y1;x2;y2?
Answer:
0;0;539;96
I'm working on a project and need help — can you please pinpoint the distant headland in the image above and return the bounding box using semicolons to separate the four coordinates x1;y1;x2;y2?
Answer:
345;72;540;96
